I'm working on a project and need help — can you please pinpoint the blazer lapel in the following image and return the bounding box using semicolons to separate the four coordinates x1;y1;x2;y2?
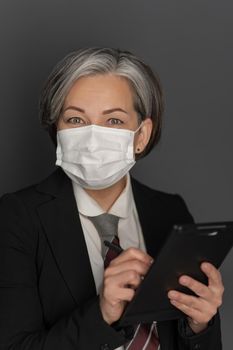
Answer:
131;177;171;259
36;168;96;306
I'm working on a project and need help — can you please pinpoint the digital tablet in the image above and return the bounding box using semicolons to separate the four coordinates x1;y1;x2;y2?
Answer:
118;221;233;326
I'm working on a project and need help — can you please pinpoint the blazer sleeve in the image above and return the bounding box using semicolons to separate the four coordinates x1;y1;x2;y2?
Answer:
172;194;222;350
0;194;127;350
177;313;222;350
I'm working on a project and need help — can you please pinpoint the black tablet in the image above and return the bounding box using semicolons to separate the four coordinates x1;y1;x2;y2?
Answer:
118;221;233;326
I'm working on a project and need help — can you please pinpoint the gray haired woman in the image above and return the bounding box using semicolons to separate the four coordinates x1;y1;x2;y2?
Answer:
0;48;223;349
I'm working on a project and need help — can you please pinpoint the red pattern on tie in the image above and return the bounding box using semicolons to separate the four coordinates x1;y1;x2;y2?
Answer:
104;236;160;349
104;236;121;268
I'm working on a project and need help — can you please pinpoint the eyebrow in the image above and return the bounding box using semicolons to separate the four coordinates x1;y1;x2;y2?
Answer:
63;106;128;115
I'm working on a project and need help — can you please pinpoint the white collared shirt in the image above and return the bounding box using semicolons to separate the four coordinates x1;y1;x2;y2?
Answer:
71;173;146;294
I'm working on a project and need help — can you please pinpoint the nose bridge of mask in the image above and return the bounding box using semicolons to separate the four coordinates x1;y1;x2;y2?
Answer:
87;127;99;152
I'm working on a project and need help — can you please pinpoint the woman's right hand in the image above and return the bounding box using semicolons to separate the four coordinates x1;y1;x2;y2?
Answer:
99;248;153;325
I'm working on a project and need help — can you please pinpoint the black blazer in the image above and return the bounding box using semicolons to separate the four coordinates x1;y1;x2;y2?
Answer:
0;168;222;350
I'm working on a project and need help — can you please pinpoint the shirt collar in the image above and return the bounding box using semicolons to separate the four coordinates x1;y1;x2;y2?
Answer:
72;173;133;219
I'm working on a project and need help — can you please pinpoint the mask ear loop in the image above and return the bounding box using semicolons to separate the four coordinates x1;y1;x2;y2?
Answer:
134;121;144;153
134;121;144;134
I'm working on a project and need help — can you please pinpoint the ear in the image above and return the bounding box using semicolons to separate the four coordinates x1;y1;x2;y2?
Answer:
134;118;153;154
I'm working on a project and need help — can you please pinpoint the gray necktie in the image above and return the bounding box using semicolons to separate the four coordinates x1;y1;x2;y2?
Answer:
89;213;119;257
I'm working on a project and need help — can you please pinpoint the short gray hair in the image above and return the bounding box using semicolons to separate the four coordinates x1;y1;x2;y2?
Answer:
39;47;164;158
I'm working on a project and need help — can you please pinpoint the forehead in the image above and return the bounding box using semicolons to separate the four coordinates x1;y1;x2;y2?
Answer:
63;74;135;109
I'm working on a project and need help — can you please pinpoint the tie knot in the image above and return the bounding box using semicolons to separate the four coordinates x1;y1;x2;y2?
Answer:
88;213;119;257
89;213;119;239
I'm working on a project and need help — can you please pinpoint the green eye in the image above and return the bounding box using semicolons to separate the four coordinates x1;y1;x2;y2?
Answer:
67;117;85;124
108;118;123;125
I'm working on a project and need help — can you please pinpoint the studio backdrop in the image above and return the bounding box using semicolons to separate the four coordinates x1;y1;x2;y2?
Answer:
0;0;232;348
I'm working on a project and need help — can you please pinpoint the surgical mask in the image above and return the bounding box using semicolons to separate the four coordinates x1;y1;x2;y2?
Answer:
56;123;142;189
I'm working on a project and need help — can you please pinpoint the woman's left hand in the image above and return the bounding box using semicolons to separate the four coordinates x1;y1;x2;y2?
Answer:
168;262;224;334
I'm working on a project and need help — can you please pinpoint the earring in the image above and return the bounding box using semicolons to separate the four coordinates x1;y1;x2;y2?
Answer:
136;147;141;153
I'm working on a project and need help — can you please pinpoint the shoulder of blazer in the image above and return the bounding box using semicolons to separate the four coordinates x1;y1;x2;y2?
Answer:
0;168;71;234
131;176;194;224
131;176;179;200
1;168;69;206
0;170;63;257
0;167;73;246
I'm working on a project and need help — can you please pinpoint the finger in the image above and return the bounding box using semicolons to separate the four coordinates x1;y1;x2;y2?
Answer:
114;287;136;303
110;247;153;267
104;270;142;291
105;259;150;278
178;275;211;299
169;291;219;324
170;299;210;324
168;290;203;310
201;262;223;288
102;284;135;305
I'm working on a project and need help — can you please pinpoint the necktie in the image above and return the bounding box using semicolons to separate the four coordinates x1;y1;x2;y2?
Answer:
89;213;120;261
89;213;160;349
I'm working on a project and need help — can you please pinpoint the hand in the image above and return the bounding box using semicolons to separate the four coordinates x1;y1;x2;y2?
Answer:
168;262;224;333
100;248;153;325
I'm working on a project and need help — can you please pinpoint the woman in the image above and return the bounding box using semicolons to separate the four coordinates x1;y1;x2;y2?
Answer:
0;48;224;349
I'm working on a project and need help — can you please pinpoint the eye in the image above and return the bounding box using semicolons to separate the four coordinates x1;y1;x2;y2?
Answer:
67;116;86;125
107;118;124;126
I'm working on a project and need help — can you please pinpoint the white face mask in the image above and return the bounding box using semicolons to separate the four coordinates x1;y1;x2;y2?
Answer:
56;124;142;189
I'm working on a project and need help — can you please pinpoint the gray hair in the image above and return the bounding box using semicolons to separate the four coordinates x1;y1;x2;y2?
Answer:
39;47;164;157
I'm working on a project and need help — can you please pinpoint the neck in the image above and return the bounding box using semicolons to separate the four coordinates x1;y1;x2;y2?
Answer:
85;176;127;212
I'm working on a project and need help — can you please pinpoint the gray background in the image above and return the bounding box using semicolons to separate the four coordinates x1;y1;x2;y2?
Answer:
0;0;232;347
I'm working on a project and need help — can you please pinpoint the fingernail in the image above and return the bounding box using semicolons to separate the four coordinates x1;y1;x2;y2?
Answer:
202;262;209;269
168;291;178;298
180;276;188;284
